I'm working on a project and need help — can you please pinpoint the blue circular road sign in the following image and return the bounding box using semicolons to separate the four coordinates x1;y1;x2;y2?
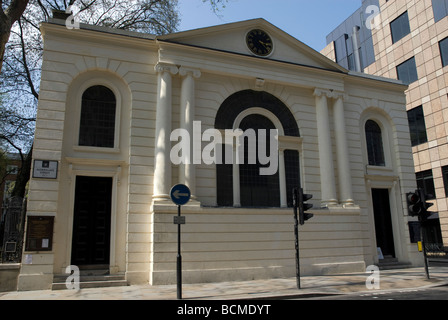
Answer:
170;184;191;206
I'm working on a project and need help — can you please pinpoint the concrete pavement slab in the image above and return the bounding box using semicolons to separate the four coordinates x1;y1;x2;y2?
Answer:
0;267;447;300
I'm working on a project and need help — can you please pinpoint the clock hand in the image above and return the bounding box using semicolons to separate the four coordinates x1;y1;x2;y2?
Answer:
258;40;268;49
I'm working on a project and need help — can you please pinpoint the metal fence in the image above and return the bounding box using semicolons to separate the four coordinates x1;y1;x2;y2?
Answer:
0;197;26;263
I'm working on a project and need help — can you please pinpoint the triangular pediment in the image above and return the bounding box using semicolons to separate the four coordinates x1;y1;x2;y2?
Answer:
157;18;347;73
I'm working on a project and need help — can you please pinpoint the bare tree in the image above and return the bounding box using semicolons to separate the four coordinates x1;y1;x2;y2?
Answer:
1;0;181;198
0;0;30;73
1;0;229;198
203;0;227;13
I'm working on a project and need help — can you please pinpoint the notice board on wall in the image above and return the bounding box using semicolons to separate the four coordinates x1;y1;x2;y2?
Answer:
25;216;54;251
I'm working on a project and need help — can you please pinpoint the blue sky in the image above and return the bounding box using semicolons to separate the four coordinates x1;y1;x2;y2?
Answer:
178;0;362;52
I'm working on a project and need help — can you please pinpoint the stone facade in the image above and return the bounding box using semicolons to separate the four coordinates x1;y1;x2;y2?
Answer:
17;18;420;290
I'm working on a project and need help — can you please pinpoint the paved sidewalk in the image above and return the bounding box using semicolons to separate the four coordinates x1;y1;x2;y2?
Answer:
1;267;447;300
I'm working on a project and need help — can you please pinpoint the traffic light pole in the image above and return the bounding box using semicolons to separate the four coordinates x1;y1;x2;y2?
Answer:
293;198;301;290
419;216;430;280
292;187;314;290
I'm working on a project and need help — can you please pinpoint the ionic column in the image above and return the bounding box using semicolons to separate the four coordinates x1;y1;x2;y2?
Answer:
153;63;178;201
179;67;201;199
314;89;338;207
332;93;354;206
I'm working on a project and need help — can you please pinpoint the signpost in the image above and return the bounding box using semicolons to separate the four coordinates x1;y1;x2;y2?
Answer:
170;184;191;300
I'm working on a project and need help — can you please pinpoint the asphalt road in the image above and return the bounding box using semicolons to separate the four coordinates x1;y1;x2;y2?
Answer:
305;285;448;300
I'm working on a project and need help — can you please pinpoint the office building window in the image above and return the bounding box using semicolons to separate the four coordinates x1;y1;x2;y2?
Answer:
334;34;349;69
345;33;355;71
440;37;448;67
390;11;411;43
442;166;448;197
416;170;436;199
407;106;428;146
396;57;418;84
432;0;448;22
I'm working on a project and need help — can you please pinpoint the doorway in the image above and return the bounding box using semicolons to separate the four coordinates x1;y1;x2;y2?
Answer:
71;176;112;267
371;188;396;258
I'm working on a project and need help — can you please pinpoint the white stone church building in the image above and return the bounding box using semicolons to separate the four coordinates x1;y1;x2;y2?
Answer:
18;17;422;290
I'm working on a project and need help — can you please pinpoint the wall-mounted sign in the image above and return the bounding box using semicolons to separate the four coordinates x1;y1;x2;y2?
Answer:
4;241;17;253
25;216;54;251
33;160;58;179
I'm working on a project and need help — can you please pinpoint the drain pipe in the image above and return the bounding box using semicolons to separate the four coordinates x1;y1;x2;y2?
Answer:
351;26;362;72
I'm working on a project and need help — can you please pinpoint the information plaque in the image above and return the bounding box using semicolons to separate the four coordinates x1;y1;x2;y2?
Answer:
25;216;54;251
32;160;58;179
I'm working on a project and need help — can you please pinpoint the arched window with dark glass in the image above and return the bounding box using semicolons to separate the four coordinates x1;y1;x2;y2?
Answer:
365;120;385;166
239;114;280;207
215;90;301;208
79;85;116;148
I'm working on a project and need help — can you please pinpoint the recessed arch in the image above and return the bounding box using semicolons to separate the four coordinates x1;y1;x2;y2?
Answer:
360;107;396;170
215;90;300;137
215;90;301;207
61;69;131;276
64;69;131;154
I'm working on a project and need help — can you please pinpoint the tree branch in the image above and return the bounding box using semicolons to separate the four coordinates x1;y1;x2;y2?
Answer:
5;0;29;24
18;18;39;99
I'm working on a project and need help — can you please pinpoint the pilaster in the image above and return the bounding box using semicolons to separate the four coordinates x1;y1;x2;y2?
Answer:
179;67;201;200
153;63;178;201
331;92;354;206
314;88;338;207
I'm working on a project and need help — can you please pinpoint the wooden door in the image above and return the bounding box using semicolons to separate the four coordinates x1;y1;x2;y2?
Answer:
71;176;112;267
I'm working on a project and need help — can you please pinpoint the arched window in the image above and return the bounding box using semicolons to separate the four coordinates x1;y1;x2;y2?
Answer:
215;90;301;208
239;114;280;207
365;120;385;166
79;85;116;148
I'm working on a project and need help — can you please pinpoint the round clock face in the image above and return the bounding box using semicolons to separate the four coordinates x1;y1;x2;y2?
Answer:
246;29;273;57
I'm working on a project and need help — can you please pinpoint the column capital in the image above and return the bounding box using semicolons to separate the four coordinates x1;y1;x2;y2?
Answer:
313;88;330;98
179;66;201;78
327;90;347;100
313;88;347;100
155;62;179;75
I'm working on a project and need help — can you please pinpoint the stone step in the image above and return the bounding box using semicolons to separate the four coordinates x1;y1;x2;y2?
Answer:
52;273;128;290
378;258;412;270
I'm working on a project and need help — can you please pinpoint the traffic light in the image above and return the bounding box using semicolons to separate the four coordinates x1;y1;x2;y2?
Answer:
406;189;436;221
406;190;422;217
418;189;435;222
298;187;313;225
